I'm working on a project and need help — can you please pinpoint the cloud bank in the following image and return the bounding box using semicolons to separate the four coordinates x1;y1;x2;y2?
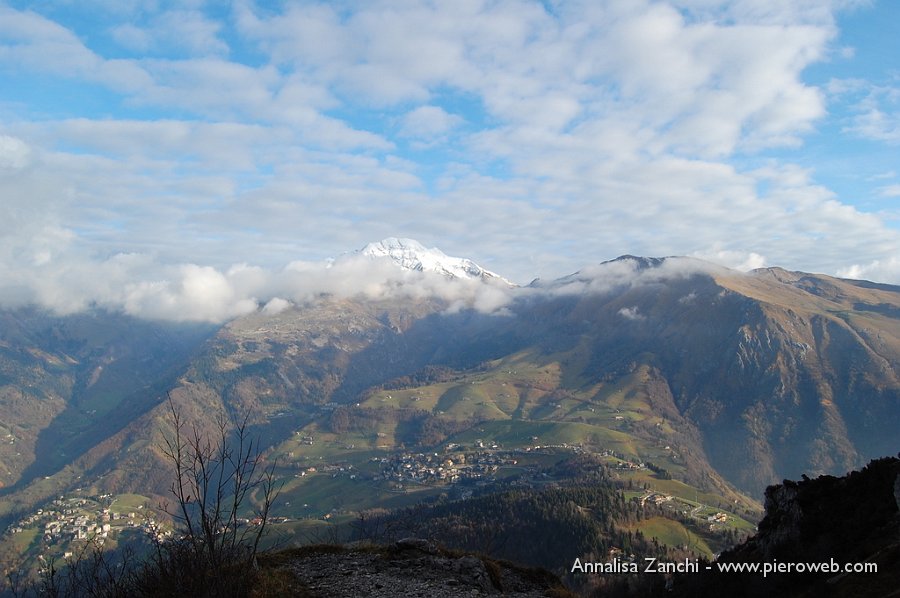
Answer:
0;243;525;322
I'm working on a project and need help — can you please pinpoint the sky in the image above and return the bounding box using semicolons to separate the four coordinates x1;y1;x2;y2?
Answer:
0;0;899;321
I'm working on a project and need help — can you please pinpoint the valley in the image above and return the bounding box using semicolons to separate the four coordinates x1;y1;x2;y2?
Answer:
1;252;898;590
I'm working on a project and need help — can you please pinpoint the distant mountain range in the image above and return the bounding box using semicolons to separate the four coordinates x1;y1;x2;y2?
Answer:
1;241;898;556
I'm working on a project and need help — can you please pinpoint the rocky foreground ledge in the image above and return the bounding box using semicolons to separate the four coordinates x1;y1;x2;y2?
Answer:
257;538;573;598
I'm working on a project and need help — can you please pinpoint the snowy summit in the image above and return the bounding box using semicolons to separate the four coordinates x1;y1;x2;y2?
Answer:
359;238;512;285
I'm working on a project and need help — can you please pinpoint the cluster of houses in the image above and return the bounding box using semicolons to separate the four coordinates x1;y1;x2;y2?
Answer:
379;450;518;485
640;492;674;507
614;459;647;471
42;513;113;542
6;495;171;549
633;490;734;531
707;512;729;524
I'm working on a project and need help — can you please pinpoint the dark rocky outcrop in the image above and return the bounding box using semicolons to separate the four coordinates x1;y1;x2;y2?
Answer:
666;456;900;597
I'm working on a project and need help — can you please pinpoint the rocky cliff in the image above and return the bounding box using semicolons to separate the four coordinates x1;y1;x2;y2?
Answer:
667;455;900;597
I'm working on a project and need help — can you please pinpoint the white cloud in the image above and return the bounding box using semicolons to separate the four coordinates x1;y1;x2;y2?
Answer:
399;106;463;139
836;257;900;283
534;256;733;299
877;184;900;198
618;306;645;321
0;5;151;92
110;23;152;53
693;249;767;271
155;10;230;57
839;45;855;59
0;5;97;74
262;297;291;314
831;78;900;144
0;135;31;170
848;105;900;144
111;11;228;58
123;264;259;322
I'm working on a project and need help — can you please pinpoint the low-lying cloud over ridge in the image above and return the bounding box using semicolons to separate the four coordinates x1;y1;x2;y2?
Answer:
0;243;749;323
0;245;523;322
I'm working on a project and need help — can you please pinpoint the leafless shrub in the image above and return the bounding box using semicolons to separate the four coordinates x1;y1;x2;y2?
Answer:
141;394;283;596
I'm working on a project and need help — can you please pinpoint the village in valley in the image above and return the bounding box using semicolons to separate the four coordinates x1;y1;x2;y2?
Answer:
2;435;749;580
3;493;169;575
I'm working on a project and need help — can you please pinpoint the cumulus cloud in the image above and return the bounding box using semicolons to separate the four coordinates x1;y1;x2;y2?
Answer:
121;264;259;322
399;106;463;140
618;306;645;321
836;258;900;284
692;249;767;271
0;135;31;170
261;297;291;315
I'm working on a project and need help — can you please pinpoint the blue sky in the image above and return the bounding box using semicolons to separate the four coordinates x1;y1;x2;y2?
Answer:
0;0;898;320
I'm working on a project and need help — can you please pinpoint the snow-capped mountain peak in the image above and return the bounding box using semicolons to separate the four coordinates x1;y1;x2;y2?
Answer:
359;238;511;284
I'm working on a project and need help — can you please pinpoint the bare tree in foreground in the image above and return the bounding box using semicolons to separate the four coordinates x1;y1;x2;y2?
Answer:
5;395;282;597
146;394;282;595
